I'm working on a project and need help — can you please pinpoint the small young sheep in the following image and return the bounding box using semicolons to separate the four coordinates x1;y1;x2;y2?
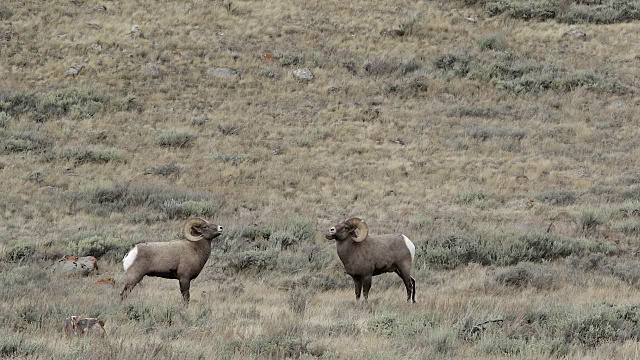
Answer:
325;218;416;303
120;217;223;306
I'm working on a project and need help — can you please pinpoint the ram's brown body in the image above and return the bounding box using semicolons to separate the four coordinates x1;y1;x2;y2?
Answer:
125;240;211;281
120;218;222;306
327;218;416;303
336;234;413;277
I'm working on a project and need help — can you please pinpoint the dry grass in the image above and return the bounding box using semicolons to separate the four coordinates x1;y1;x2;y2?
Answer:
1;0;640;358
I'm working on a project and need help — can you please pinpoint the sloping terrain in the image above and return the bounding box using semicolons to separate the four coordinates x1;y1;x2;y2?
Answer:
1;0;640;358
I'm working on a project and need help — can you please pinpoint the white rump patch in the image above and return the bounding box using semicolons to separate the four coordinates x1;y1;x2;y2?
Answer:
402;235;415;261
122;246;138;271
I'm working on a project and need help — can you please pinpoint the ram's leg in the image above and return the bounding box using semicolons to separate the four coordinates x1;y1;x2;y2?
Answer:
179;278;191;307
120;272;144;300
396;268;415;303
351;275;363;301
410;276;416;303
362;275;372;301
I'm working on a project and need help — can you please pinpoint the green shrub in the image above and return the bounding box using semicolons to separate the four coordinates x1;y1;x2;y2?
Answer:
0;4;13;20
161;199;220;219
536;189;576;206
0;336;37;358
65;234;132;259
565;305;640;347
418;231;611;270
212;152;249;165
145;163;182;177
154;130;197;148
576;208;607;236
225;250;279;273
68;183;218;217
368;312;438;338
363;58;400;76
0;129;52;154
433;50;473;77
385;75;429;97
477;33;509;51
0;112;10;128
56;147;121;164
6;242;36;262
494;262;558;289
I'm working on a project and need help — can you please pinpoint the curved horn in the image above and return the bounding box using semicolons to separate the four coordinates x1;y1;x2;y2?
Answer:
183;217;209;242
346;218;368;242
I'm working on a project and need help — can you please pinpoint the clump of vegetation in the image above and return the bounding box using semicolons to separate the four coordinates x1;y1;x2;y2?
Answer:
0;88;135;122
65;233;133;259
494;262;559;290
0;4;14;20
482;0;640;24
433;50;473;77
368;312;438;338
67;183;220;218
154;131;197;148
55;146;121;164
536;189;577;206
161;199;220;219
0;336;37;358
565;305;640;347
0;128;52;154
6;242;36;262
224;250;279;273
145;162;182;177
477;33;509;52
417;230;615;270
212;152;249;165
576;208;608;237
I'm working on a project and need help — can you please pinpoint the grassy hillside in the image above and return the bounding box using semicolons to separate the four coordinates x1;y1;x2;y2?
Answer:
1;0;640;358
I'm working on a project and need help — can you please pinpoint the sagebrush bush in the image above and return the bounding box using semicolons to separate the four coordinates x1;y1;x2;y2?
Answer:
477;33;509;52
6;242;36;262
154;130;197;148
0;88;132;122
536;189;577;206
67;183;219;218
565;305;640;347
224;250;279;273
65;233;133;259
56;146;121;164
0;336;37;358
145;163;182;177
494;262;559;290
161;199;220;219
417;230;613;270
0;128;52;154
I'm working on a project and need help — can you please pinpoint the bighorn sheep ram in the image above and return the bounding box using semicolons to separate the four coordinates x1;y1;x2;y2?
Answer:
120;217;223;306
325;218;416;303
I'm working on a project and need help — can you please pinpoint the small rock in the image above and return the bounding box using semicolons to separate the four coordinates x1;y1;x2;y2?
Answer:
611;99;625;109
327;87;341;94
292;68;313;82
129;25;143;38
143;64;161;78
89;44;102;53
51;255;98;276
65;64;85;77
87;23;103;29
564;29;586;38
63;316;106;337
207;67;240;80
380;29;405;37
